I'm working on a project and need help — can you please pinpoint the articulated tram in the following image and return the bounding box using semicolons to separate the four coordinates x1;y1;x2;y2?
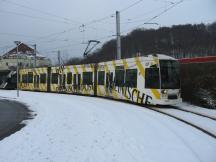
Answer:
19;54;182;105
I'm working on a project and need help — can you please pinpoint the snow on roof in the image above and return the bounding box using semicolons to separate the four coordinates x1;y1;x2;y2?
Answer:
148;54;176;60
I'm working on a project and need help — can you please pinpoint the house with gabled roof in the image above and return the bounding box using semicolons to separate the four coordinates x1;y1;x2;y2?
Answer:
0;42;51;71
0;42;51;89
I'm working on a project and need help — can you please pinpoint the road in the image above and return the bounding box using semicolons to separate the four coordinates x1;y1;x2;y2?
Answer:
0;99;32;141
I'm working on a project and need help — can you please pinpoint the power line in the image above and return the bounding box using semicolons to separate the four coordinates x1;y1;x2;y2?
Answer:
145;0;184;23
120;5;173;25
0;32;41;38
39;0;161;54
26;21;114;44
32;20;114;43
124;5;170;22
41;42;83;52
1;0;146;27
19;16;114;42
34;26;79;41
102;5;171;25
153;0;175;4
120;0;144;12
74;0;147;45
1;0;185;57
88;24;114;33
122;0;185;34
39;38;81;44
46;48;82;53
4;0;81;24
84;0;145;26
41;34;115;54
0;10;113;35
86;0;184;55
85;14;115;26
1;0;147;46
40;34;115;55
0;9;72;24
121;19;156;24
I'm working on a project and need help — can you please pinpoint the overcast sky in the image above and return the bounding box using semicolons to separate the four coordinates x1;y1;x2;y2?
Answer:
0;0;215;62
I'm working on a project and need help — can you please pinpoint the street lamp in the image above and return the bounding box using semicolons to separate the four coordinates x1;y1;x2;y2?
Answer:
14;41;22;97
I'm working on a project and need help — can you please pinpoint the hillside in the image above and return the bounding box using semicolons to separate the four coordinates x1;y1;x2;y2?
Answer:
66;22;216;65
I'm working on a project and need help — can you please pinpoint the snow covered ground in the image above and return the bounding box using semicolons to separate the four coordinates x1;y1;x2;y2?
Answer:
0;90;216;162
176;102;216;118
158;107;216;135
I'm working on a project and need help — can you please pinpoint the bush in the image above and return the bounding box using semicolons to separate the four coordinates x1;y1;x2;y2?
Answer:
180;62;216;109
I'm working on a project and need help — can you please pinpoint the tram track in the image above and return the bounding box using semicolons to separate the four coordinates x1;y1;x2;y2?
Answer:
144;105;216;140
170;106;216;121
101;97;216;140
156;105;216;121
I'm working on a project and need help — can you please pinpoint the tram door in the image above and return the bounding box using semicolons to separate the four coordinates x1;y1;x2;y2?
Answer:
73;74;81;91
77;74;81;90
59;74;66;89
34;75;39;88
73;74;77;90
63;75;66;87
106;72;113;90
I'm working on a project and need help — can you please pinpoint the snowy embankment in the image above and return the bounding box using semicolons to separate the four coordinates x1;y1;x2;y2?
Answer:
0;90;216;162
158;106;216;135
176;102;216;118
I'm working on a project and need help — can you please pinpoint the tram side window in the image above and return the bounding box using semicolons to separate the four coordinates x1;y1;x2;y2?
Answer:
73;74;77;85
98;71;105;85
125;69;137;88
51;73;58;84
106;72;113;87
40;73;46;84
22;74;27;83
67;72;72;84
21;74;24;83
83;72;93;85
60;74;66;86
28;72;33;83
145;68;160;89
78;74;81;85
115;70;125;86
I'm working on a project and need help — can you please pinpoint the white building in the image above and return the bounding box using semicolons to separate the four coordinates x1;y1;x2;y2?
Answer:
0;42;51;71
0;42;51;88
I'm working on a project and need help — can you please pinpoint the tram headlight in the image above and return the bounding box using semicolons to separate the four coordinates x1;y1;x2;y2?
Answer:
161;89;168;98
161;89;168;94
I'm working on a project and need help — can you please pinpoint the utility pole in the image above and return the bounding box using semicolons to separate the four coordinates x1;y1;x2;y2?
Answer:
116;11;121;60
14;41;21;97
16;44;19;97
58;50;61;66
33;44;37;68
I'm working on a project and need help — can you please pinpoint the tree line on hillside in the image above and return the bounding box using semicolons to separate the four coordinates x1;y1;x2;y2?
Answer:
66;22;216;65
